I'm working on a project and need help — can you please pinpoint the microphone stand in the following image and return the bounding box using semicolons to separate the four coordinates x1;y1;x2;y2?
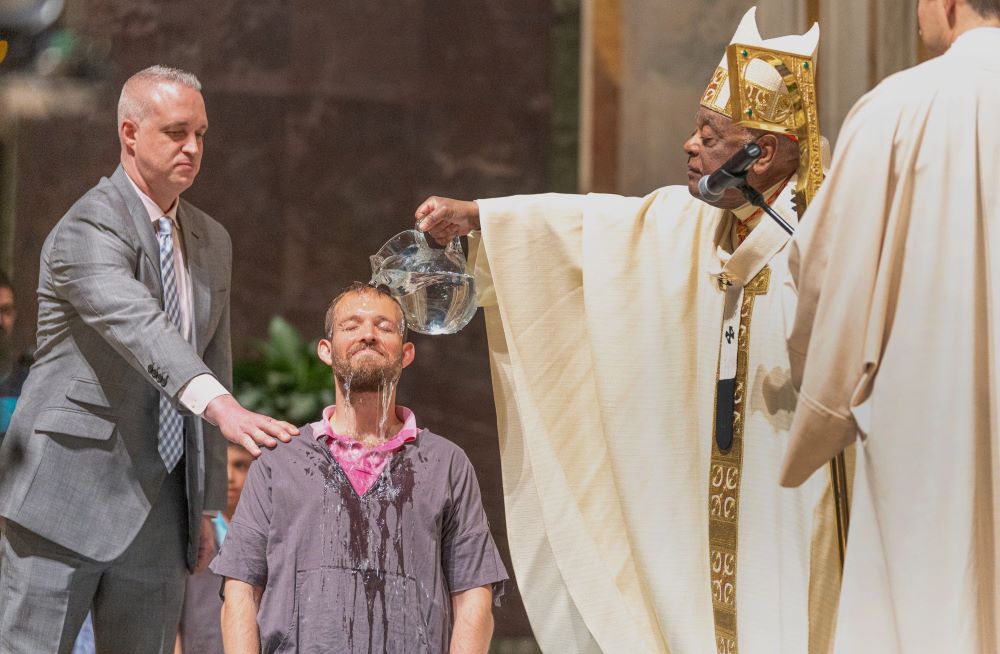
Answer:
737;180;794;236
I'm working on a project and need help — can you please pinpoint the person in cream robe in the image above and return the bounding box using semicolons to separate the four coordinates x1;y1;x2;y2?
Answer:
415;8;841;654
780;1;1000;652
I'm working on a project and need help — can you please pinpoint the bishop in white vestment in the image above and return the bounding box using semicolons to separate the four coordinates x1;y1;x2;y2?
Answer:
417;8;841;654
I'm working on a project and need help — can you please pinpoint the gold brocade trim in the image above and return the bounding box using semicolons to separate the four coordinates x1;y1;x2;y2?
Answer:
700;66;733;116
743;79;793;125
726;43;824;213
709;266;771;654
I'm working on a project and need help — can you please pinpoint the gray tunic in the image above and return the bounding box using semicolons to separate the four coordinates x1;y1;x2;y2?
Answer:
210;424;507;653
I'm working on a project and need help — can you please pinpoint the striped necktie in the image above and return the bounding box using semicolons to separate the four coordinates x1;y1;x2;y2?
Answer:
156;216;184;472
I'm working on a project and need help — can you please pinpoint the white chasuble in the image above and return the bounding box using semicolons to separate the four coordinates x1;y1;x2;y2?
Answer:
469;183;840;654
782;28;1000;654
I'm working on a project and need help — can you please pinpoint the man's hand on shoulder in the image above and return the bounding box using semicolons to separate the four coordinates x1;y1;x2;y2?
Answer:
204;394;298;457
415;196;480;245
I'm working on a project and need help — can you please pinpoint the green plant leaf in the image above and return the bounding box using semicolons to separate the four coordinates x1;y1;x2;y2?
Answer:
234;315;334;425
287;391;320;424
264;317;305;368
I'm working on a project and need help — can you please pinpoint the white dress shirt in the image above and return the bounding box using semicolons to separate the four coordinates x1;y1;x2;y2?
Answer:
124;172;229;418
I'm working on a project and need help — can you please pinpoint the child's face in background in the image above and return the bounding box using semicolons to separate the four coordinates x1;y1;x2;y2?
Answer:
226;445;254;518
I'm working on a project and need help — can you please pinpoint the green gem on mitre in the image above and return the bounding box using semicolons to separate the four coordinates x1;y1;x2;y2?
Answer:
746;108;753;117
741;49;749;58
803;61;811;70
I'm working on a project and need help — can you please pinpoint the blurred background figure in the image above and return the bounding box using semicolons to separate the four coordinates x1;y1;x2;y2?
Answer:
176;442;254;654
0;271;30;441
71;616;96;654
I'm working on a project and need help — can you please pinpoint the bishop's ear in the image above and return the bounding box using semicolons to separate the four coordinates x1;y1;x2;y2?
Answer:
750;133;780;173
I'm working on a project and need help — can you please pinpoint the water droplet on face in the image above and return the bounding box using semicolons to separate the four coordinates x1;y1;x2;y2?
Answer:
339;372;358;439
376;371;397;441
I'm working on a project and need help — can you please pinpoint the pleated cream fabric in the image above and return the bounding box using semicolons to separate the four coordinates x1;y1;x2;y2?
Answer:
469;183;840;653
781;27;1000;654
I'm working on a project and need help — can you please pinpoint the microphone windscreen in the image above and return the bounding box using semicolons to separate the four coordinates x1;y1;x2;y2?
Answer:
698;175;723;203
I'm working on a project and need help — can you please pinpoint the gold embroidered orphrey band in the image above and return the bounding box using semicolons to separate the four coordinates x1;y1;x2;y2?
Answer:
708;266;772;654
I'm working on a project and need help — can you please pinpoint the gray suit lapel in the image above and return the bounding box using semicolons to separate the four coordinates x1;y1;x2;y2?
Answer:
109;166;163;297
179;203;211;353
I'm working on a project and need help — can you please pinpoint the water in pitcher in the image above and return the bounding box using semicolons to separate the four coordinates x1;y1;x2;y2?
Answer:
370;229;478;335
374;269;477;335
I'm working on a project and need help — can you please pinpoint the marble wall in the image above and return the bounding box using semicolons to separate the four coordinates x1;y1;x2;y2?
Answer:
6;0;552;639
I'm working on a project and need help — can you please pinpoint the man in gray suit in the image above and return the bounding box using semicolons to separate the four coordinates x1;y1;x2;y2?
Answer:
0;65;298;654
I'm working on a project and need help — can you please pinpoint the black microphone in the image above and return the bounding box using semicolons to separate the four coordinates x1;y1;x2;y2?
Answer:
697;143;763;203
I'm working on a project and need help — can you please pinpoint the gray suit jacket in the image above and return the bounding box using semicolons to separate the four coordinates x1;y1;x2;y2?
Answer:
0;166;231;567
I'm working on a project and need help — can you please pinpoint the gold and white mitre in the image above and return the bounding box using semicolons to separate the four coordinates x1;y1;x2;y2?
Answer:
700;7;819;132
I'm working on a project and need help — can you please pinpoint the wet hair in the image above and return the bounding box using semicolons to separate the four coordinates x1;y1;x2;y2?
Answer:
970;0;1000;19
117;65;202;127
324;282;408;341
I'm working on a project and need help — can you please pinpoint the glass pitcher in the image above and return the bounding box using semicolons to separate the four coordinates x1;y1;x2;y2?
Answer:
369;229;478;335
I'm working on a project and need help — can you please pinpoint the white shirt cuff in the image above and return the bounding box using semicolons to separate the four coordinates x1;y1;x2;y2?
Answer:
178;374;230;419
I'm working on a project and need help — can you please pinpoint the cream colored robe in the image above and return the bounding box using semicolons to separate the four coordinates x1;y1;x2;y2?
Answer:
781;28;1000;654
469;182;840;654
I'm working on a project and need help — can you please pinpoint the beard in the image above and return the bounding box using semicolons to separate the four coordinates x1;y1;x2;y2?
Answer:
331;345;403;393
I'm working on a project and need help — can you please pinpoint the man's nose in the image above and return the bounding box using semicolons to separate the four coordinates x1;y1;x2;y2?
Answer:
182;134;199;155
683;135;699;157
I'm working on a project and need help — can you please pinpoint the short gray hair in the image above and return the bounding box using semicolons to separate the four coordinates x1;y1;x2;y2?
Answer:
117;65;202;127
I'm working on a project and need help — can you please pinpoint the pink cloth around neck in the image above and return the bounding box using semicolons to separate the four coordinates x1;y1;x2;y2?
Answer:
313;405;418;497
